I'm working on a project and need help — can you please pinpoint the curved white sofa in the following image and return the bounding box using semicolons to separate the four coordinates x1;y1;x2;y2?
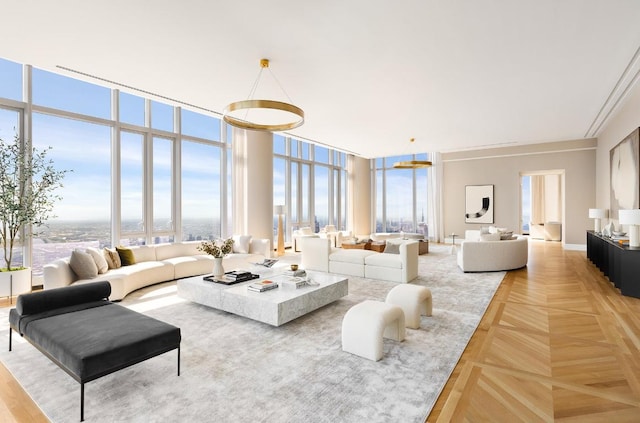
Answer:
43;239;270;301
457;236;528;272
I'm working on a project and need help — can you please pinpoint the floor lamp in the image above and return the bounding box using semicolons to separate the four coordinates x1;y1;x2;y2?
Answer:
275;205;285;256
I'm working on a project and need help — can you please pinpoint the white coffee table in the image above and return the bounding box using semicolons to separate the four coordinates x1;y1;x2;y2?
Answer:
177;271;348;326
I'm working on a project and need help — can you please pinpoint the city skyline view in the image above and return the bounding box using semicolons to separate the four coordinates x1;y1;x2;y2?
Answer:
1;56;429;277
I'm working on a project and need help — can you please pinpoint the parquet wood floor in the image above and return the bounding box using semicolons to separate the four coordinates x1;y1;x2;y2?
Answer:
428;240;640;422
0;240;638;422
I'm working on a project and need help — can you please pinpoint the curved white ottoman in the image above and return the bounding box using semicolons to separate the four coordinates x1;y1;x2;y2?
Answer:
385;284;432;329
341;300;405;361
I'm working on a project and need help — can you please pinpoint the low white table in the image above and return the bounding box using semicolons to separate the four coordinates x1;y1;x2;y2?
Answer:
177;271;348;326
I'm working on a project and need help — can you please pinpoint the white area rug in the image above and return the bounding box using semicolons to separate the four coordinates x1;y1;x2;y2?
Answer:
0;245;505;422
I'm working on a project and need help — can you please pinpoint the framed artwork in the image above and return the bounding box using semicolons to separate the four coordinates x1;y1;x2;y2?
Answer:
465;184;494;224
610;128;640;221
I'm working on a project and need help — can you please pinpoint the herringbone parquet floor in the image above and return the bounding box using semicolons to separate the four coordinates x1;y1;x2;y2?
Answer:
428;240;640;422
0;240;638;422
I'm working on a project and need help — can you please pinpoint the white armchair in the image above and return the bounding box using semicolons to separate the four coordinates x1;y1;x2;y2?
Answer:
317;225;340;247
292;227;319;252
335;230;354;247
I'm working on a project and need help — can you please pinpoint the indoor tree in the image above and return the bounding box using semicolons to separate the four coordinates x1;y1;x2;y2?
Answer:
0;132;68;271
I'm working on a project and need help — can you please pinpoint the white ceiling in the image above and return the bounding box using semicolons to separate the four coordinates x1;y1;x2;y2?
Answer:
2;1;640;158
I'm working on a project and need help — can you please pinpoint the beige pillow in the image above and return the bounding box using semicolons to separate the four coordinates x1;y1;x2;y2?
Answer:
499;231;514;240
383;242;401;254
103;247;122;269
86;247;108;274
69;249;98;279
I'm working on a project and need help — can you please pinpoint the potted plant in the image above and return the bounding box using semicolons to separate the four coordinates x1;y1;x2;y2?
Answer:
197;238;234;278
0;132;68;298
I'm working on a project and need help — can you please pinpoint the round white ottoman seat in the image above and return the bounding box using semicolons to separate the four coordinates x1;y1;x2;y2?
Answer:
385;284;432;329
341;300;405;361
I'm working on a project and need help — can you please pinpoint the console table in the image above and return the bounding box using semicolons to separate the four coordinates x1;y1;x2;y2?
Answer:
586;230;640;298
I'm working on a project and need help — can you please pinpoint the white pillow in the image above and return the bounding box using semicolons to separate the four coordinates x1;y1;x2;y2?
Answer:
480;233;500;242
69;249;98;279
232;235;252;254
86;247;108;274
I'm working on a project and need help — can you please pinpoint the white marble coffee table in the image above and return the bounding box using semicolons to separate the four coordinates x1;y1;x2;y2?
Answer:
177;271;348;326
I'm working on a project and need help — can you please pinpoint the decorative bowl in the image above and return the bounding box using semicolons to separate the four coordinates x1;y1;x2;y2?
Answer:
290;264;299;271
612;231;627;237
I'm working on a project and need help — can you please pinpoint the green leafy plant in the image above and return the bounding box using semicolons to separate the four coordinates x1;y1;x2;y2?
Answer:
197;238;234;258
0;132;69;271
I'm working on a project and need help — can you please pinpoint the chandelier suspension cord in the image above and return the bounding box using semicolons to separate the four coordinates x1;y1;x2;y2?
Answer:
242;68;266;120
267;67;295;104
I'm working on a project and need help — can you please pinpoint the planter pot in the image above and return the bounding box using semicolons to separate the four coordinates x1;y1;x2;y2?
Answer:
212;257;225;278
0;267;32;300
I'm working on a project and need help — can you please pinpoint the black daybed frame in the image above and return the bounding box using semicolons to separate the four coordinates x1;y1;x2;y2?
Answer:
8;281;181;422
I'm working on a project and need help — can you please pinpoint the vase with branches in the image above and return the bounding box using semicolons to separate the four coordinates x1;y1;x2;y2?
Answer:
198;238;234;278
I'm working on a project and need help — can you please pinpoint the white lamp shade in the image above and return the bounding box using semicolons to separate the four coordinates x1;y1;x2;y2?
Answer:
589;208;608;219
618;209;640;225
274;205;285;215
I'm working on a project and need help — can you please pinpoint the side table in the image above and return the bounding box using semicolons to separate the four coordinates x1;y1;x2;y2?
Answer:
450;233;458;255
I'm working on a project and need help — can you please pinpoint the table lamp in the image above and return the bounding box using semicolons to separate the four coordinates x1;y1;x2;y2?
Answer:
588;208;608;233
274;205;285;256
618;209;640;248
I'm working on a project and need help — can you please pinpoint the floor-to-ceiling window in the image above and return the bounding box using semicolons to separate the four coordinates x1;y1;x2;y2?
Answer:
273;135;348;244
0;106;23;269
181;109;224;241
375;153;429;235
0;57;231;281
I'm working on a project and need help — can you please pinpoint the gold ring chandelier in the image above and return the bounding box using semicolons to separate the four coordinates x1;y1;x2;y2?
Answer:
223;59;304;132
393;138;432;168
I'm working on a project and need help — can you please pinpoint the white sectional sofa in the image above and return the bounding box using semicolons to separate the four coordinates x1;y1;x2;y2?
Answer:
457;230;528;272
301;238;419;283
43;238;270;301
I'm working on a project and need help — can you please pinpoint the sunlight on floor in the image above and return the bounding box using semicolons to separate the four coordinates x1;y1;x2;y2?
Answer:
126;284;187;313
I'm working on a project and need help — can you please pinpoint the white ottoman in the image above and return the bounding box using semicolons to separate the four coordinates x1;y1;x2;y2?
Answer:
385;284;432;329
341;300;405;361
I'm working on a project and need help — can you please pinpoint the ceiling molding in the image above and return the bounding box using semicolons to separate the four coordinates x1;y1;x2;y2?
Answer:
585;43;640;138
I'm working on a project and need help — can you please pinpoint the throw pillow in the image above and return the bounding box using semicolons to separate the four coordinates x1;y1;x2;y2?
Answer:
480;233;500;242
69;249;98;279
116;246;136;266
86;247;108;274
232;235;252;254
383;242;401;254
103;247;121;269
500;231;514;240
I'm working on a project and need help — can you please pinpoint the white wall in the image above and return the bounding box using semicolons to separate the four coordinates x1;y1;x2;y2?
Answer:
442;139;596;246
595;78;640;225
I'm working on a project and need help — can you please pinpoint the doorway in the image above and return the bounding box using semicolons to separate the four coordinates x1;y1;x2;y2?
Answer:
520;170;565;242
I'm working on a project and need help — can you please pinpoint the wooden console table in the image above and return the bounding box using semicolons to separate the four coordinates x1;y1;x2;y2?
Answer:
586;230;640;298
